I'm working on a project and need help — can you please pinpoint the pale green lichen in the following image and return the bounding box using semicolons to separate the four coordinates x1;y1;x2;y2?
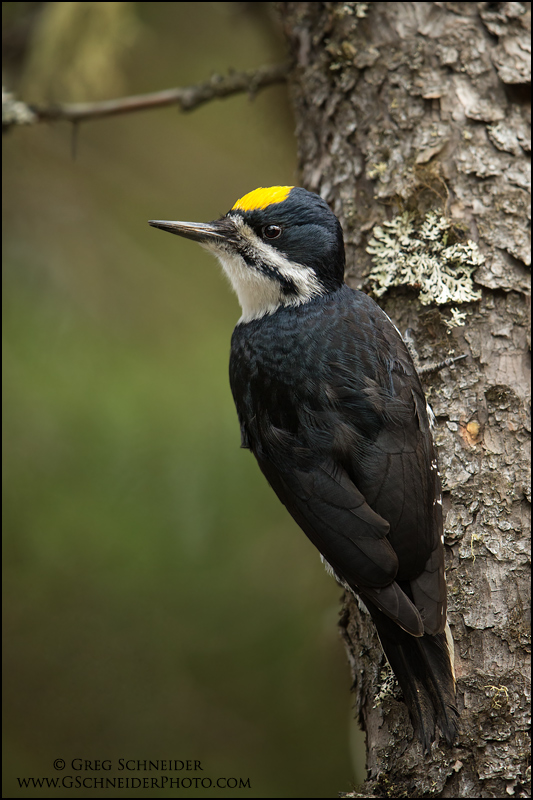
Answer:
444;307;468;331
338;2;368;16
366;211;484;305
367;162;388;179
373;664;398;708
2;87;36;128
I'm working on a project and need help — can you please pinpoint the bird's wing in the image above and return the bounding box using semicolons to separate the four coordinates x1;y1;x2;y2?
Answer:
318;306;447;635
256;454;424;636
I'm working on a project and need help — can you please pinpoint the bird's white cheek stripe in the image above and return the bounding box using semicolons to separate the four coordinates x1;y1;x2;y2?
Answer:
203;223;325;322
214;249;286;322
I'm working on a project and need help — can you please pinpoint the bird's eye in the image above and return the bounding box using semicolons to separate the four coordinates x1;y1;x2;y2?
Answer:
263;224;282;240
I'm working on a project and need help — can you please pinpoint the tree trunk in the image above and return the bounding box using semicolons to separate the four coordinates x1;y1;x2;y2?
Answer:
280;2;531;796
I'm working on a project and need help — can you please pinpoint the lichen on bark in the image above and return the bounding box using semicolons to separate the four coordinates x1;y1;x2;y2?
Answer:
366;210;484;305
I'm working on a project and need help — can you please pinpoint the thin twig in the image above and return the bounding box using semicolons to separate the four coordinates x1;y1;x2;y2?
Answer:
2;63;289;131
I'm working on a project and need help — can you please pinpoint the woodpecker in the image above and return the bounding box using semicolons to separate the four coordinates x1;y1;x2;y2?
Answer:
149;186;459;749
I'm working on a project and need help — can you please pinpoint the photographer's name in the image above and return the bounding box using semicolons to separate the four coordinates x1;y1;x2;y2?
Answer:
70;759;202;772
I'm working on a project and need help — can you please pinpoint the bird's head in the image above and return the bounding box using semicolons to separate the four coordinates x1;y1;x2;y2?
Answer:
149;186;346;322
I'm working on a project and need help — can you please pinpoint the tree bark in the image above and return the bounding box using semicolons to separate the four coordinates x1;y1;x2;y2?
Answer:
280;2;531;797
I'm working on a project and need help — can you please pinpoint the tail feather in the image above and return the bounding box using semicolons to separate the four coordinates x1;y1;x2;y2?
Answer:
366;601;459;750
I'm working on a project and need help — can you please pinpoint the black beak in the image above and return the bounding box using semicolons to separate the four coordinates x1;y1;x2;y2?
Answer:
148;219;229;245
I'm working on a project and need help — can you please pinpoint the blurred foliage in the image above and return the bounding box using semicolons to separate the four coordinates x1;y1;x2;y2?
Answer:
19;2;141;102
3;2;362;797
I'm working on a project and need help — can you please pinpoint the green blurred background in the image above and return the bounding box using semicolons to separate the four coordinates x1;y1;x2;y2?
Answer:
3;3;363;796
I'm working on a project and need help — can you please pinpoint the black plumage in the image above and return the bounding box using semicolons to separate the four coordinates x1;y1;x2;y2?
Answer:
148;185;459;750
229;285;458;748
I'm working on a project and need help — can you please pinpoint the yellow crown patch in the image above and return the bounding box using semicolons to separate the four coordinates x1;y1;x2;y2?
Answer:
232;186;293;213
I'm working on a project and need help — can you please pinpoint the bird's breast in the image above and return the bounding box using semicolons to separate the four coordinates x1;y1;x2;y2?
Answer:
228;289;390;452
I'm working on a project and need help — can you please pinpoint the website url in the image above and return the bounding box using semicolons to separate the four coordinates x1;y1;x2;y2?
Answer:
17;776;251;790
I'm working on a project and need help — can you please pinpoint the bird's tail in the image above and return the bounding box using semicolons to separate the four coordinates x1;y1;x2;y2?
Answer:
366;602;459;750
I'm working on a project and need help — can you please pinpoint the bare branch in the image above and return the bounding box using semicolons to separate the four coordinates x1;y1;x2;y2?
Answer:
2;63;289;131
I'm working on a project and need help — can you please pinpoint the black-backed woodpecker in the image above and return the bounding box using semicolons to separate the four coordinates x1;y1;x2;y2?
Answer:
149;186;459;749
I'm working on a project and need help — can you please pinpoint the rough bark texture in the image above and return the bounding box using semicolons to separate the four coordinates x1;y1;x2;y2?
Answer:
280;2;530;797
